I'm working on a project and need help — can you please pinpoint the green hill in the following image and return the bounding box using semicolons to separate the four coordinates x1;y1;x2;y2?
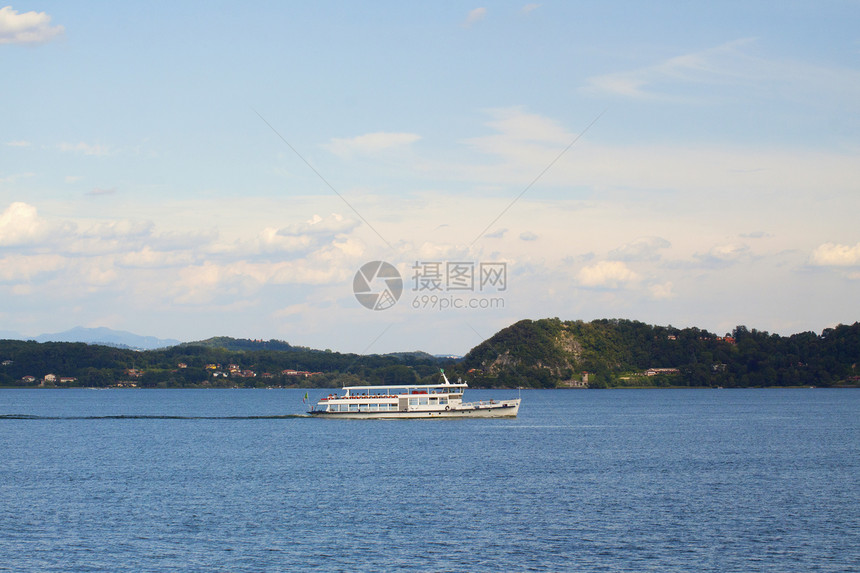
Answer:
180;337;300;352
455;318;860;388
0;337;449;388
1;321;858;388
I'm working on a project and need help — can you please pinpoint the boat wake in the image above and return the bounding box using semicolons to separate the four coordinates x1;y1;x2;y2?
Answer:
0;414;311;420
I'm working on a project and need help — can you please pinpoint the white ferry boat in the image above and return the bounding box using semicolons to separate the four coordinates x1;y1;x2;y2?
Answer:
309;370;520;419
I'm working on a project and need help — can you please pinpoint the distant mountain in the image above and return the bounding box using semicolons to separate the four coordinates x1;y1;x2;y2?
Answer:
0;330;22;340
33;327;181;350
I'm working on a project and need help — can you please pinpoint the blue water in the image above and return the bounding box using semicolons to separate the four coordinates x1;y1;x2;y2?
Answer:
1;388;858;572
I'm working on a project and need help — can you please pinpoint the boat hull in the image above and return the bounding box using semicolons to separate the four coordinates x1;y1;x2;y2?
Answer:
309;399;520;419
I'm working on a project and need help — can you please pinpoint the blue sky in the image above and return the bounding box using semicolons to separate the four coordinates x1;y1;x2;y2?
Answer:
2;1;859;354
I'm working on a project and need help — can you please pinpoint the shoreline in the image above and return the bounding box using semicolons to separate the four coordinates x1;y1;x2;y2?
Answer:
2;384;858;390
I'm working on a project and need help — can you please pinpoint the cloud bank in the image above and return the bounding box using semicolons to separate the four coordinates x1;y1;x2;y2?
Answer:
0;6;64;44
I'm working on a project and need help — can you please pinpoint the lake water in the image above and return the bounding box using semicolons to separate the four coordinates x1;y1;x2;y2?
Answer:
1;388;858;572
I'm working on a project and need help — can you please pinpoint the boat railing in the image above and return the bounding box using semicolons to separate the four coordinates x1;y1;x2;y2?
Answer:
322;389;463;400
320;394;400;401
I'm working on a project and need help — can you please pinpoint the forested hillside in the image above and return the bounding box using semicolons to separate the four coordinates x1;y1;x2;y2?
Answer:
457;318;860;388
2;320;858;388
0;338;447;388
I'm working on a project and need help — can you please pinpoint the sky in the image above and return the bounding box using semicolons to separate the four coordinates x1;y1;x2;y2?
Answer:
2;1;859;355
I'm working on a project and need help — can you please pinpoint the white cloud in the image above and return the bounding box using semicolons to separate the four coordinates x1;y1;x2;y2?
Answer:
0;6;64;44
327;236;364;258
522;4;541;14
609;236;671;261
0;172;34;185
274;302;316;319
171;254;353;305
711;244;745;261
324;132;421;157
79;219;153;240
255;227;313;254
0;202;51;246
457;108;860;197
59;142;110;156
698;243;750;264
470;106;572;149
10;283;31;296
118;246;194;269
0;253;65;282
88;187;117;196
80;262;118;287
582;39;760;102
464;7;487;27
279;213;359;237
587;75;649;99
240;214;361;256
452;107;581;185
650;281;675;300
400;240;471;262
172;262;227;304
0;201;367;309
4;140;31;147
0;206;213;262
582;38;860;109
740;231;772;239
519;231;538;241
811;242;860;266
267;258;352;285
577;260;640;288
